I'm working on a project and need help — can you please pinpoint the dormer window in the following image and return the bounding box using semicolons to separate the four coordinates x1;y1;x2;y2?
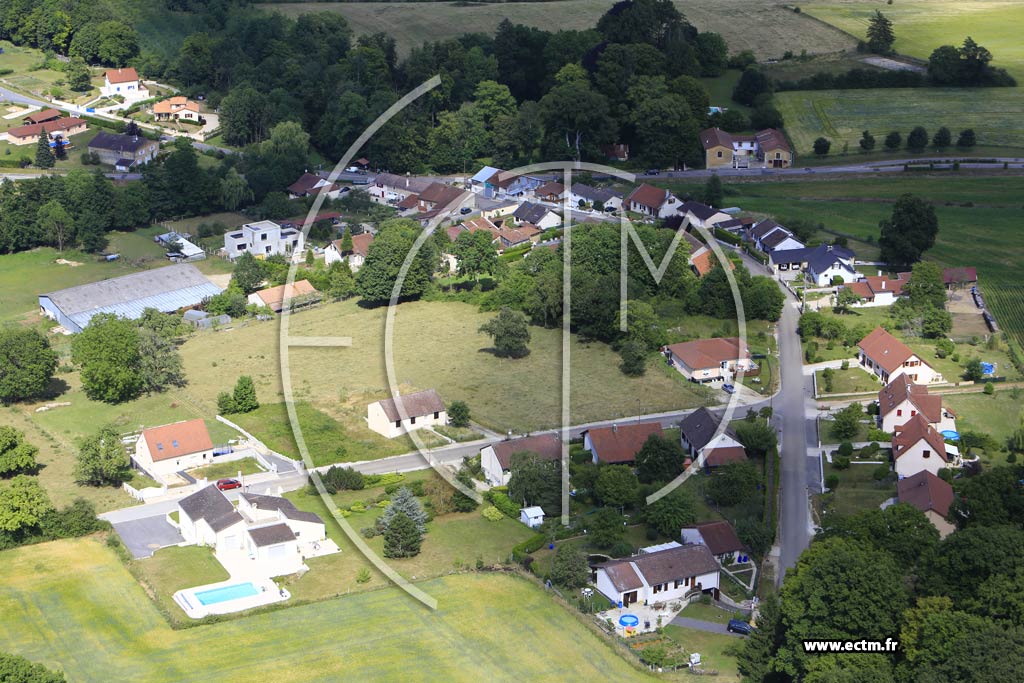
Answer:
157;443;163;451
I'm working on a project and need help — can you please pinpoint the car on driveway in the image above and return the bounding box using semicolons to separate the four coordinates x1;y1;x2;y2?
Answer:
722;383;736;394
727;619;753;635
216;478;242;491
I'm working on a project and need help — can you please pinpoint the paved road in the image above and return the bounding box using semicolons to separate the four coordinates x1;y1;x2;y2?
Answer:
670;616;744;636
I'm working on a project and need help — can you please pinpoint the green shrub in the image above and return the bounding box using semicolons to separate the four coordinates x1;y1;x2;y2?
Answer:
356;568;371;583
511;533;547;563
490;491;520;518
837;441;854;458
825;473;840;490
366;472;404;488
322;466;364;493
481;505;504;521
385;479;423;497
984;382;995;395
872;465;890;481
867;428;892;442
860;442;881;458
833;455;851;470
609;540;634;558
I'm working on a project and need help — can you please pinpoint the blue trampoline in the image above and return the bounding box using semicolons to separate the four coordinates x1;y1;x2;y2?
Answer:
619;614;639;628
942;430;960;441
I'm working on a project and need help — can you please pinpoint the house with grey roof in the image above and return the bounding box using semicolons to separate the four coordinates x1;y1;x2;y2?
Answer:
569;183;622;211
679;407;747;471
594;544;720;607
367;389;447;439
513;201;561;230
39;263;223;333
177;484;247;550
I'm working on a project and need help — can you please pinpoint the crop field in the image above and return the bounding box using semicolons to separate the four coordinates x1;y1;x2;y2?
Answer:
258;0;855;58
0;537;655;683
774;87;1024;155
802;0;1024;79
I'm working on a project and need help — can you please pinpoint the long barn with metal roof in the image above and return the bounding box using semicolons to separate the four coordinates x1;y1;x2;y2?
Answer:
39;263;223;333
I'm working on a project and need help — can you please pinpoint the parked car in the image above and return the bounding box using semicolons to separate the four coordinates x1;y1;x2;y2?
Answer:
460;206;472;215
722;384;736;394
216;478;242;491
727;619;753;635
646;169;660;175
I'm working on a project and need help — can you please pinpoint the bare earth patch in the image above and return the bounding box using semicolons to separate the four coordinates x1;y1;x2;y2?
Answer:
55;258;83;267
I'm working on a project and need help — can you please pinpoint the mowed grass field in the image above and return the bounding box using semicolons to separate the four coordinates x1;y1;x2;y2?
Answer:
258;0;855;58
774;87;1024;155
802;0;1024;79
0;537;656;683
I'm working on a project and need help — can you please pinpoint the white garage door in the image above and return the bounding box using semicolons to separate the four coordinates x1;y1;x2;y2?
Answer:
222;534;237;549
268;544;288;560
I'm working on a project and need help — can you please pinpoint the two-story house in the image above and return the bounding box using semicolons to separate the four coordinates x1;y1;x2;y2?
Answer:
858;327;942;384
878;375;957;434
594;544;721;607
223;221;303;260
893;413;954;478
679;407;747;470
101;67;149;100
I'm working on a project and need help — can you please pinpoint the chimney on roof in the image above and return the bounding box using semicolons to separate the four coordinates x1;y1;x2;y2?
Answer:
881;279;886;290
612;423;618;433
878;269;883;276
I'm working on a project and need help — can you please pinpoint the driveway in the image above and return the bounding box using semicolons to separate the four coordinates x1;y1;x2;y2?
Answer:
670;616;743;636
113;515;184;559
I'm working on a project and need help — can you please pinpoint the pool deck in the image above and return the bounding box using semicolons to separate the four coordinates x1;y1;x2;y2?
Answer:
597;602;687;637
174;577;288;619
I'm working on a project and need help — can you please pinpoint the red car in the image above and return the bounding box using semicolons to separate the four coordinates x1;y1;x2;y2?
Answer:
216;478;242;491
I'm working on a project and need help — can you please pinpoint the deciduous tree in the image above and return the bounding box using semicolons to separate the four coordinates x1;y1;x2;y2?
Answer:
479;307;531;358
75;425;131;486
0;328;58;404
0;427;38;477
878;194;939;265
635;434;685;484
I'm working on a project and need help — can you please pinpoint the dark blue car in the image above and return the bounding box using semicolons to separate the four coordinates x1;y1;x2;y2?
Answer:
727;619;753;635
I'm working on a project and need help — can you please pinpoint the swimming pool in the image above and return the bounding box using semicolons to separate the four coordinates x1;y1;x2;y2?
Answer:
194;582;260;606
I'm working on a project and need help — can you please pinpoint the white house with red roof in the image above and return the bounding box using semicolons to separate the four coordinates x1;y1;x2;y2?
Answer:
625;184;679;218
857;327;942;384
896;471;955;538
480;434;562;487
892;413;956;478
843;272;911;307
679;407;747;471
664;337;755;383
101;67;149;100
324;232;374;271
133;418;214;480
878;375;957;434
583;422;663;465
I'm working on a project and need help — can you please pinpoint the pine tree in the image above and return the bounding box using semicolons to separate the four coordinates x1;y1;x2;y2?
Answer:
701;174;723;207
866;10;895;54
231;376;259;413
859;130;876;152
340;226;353;254
383;511;422;558
34;134;55;168
380;486;427;533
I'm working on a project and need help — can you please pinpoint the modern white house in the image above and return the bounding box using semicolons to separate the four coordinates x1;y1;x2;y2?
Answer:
480;434;562;487
366;389;447;439
858;327;942;385
664;337;755;383
100;67;149;100
878;375;957;434
749;220;804;254
177;485;248;552
133;419;214;481
520;506;545;529
223;221;304;260
893;414;955;478
679;408;747;471
594;544;721;607
805;246;859;286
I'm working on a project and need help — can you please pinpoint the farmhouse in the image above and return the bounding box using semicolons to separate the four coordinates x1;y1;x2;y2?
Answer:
625;184;678;218
480;434;562;487
893;413;954;478
38;263;222;334
247;280;320;313
665;337;754;383
325;232;374;270
223;220;304;260
679;407;746;470
878;375;957;435
513;201;561;230
287;172;342;199
858;327;942;384
700;127;793;170
100;67;149;99
896;471;955;538
5;116;87;146
583;422;663;465
594;544;720;607
569;183;622;211
133;419;214;481
681;520;744;561
153;96;201;122
88;131;160;169
367;389;447;439
843;272;911;307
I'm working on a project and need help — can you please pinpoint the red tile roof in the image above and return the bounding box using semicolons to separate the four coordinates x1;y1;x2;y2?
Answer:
396;194;420;210
252;280;318;312
699;127;733;150
7;117;86;140
24;108;61;124
893;414;949;462
534;181;565;198
142;418;212;462
667;337;748;371
586;423;664;464
703;446;747;467
626;184;670;211
490;434;562;470
897;470;953;517
755;128;791;152
858;327;918;374
105;67;140;84
878;375;943;423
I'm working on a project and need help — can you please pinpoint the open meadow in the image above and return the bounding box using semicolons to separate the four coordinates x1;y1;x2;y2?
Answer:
0;537;658;683
258;0;854;59
802;0;1024;79
774;87;1024;156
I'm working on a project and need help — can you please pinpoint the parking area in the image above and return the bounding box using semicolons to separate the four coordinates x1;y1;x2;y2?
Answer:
113;516;184;559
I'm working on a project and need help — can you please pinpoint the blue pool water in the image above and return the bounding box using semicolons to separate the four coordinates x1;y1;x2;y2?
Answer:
619;614;639;627
195;582;260;605
941;430;960;441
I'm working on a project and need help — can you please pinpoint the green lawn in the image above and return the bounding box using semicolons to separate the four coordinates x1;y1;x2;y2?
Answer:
131;545;228;619
258;0;854;59
188;456;265;480
943;389;1022;467
774;87;1024;156
802;0;1024;79
820;461;896;517
662;625;741;681
817;368;879;396
1;537;655;683
679;601;746;625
